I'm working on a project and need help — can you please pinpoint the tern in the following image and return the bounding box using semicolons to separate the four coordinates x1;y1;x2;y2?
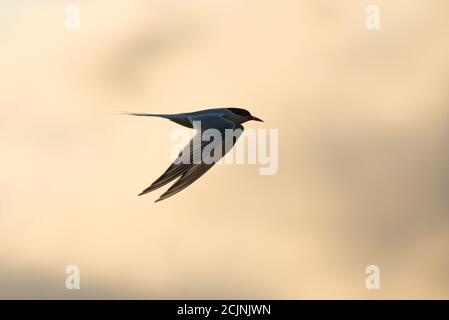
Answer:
128;107;263;202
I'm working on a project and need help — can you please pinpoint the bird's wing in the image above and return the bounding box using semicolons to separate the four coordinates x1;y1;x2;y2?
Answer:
138;114;244;202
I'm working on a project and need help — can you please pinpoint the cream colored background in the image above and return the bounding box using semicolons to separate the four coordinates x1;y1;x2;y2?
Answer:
1;0;449;299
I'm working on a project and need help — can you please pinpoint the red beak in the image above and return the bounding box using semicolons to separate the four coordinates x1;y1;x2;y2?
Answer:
251;116;263;122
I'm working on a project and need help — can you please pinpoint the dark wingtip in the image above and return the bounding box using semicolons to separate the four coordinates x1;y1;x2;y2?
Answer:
138;184;160;196
138;189;150;196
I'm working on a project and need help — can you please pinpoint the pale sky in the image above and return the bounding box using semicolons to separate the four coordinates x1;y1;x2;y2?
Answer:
1;0;449;299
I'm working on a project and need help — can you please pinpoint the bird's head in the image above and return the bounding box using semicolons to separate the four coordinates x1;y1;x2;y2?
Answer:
227;108;263;124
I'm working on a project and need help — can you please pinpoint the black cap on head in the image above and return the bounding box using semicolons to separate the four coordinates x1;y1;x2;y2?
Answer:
228;108;251;117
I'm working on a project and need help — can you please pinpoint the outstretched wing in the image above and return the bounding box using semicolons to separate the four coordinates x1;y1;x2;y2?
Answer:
138;114;244;202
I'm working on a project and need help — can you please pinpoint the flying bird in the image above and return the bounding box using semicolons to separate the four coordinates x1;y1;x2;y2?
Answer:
127;107;263;202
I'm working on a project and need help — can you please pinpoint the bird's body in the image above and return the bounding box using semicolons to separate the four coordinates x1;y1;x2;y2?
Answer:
128;107;263;202
128;108;251;128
